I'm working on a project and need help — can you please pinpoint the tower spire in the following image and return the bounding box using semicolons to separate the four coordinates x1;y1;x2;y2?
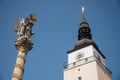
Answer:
81;6;86;22
73;6;94;50
77;6;92;40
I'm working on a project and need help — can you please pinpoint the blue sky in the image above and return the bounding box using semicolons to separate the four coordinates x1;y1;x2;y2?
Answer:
0;0;120;80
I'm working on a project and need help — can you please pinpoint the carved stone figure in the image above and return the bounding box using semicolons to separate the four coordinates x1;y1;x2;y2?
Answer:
17;18;26;38
15;14;37;41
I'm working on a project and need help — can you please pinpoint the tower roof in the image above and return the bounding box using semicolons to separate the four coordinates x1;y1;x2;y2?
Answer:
67;6;105;59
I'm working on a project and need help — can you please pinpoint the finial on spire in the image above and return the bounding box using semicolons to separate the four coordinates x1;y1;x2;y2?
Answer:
81;6;86;22
82;6;85;15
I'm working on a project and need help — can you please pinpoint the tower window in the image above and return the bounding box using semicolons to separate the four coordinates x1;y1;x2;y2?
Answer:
85;58;88;62
78;77;82;80
73;62;76;66
78;69;80;71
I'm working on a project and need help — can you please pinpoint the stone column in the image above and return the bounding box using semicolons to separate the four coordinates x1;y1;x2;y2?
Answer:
12;38;33;80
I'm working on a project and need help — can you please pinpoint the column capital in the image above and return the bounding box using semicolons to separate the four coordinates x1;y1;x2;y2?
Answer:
15;37;33;52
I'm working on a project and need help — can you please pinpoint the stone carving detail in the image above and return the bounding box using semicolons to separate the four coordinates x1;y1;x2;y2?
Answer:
15;64;24;71
14;14;37;41
15;37;33;52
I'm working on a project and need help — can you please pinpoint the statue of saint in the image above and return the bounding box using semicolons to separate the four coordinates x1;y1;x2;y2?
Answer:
15;14;37;41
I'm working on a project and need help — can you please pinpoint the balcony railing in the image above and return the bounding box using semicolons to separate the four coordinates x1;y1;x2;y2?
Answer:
63;56;95;69
63;56;112;74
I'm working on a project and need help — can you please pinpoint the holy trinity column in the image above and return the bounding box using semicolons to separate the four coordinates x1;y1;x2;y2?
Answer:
12;14;37;80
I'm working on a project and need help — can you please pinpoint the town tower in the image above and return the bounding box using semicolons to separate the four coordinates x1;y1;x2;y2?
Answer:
63;6;112;80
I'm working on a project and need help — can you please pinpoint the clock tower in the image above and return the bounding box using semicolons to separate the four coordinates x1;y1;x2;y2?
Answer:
63;6;112;80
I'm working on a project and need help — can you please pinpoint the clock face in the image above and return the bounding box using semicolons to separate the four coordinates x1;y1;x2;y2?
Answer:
76;52;84;60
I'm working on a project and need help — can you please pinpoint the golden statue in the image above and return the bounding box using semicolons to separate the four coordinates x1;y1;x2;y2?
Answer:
82;6;85;15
